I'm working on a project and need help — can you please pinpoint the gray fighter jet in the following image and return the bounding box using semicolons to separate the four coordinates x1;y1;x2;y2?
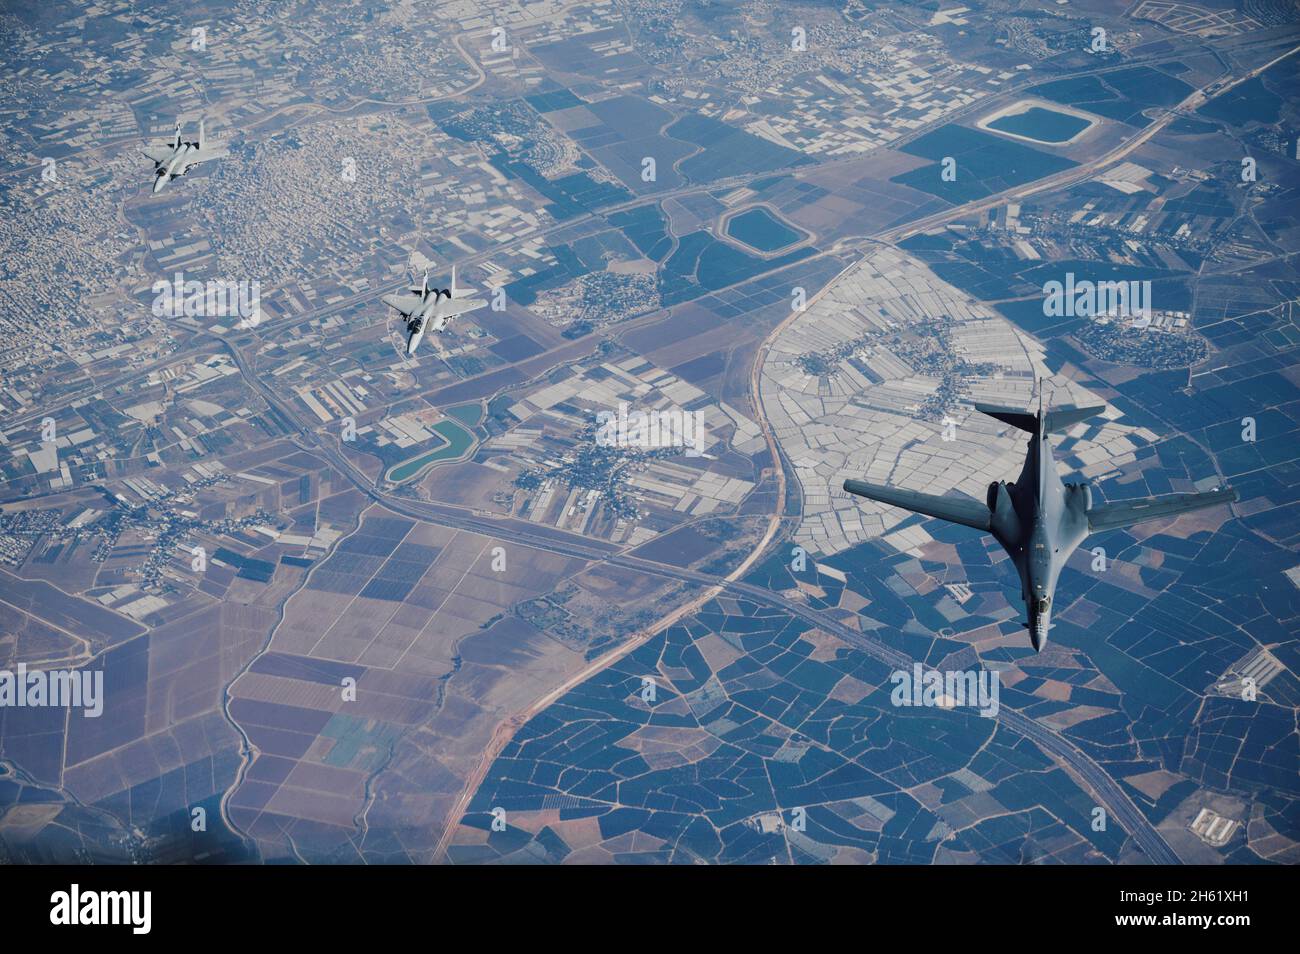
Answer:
143;120;227;193
382;266;487;356
843;391;1238;651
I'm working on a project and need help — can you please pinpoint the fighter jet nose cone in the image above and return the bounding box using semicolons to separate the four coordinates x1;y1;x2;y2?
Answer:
153;177;165;193
1031;628;1045;651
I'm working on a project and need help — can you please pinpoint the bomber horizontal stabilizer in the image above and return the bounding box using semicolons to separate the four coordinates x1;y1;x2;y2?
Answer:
1043;405;1105;434
975;402;1105;435
974;403;1038;434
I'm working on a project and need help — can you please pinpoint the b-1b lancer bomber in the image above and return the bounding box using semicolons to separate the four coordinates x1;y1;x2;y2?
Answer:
382;266;487;356
843;391;1238;651
142;120;227;193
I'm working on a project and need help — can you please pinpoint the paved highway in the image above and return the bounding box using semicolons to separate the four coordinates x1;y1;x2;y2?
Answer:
24;34;1280;859
13;31;1294;432
210;325;1180;863
879;38;1300;244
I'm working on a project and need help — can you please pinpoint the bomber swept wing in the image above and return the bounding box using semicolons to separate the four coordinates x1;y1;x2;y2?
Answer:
1086;486;1238;533
842;480;991;532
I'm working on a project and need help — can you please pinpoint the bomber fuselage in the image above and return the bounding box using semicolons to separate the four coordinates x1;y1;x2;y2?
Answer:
988;426;1090;649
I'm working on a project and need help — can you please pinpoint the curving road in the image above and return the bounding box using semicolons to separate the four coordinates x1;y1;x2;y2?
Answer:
10;20;1292;869
26;33;1283;860
168;32;1300;867
211;326;1180;864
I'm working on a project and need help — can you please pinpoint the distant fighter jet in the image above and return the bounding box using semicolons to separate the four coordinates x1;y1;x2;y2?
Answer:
382;266;487;356
843;390;1238;651
142;120;227;193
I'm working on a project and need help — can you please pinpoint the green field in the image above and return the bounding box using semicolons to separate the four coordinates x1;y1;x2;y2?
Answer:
446;401;484;426
987;107;1090;143
724;207;803;252
891;123;1079;203
386;420;476;482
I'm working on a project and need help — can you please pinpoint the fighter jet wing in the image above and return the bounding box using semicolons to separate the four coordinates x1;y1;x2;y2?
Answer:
142;146;173;163
434;298;487;318
187;146;228;164
1086;486;1238;533
382;293;423;316
843;479;991;532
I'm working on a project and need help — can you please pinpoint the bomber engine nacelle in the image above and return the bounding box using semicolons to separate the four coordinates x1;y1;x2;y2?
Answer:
987;481;1021;546
1064;481;1093;513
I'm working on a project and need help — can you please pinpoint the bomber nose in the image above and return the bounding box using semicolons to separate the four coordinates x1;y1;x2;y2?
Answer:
1030;597;1051;651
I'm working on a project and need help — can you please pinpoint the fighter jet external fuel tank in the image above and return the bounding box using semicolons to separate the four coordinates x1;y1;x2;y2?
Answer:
381;265;488;356
142;120;227;193
844;391;1238;651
